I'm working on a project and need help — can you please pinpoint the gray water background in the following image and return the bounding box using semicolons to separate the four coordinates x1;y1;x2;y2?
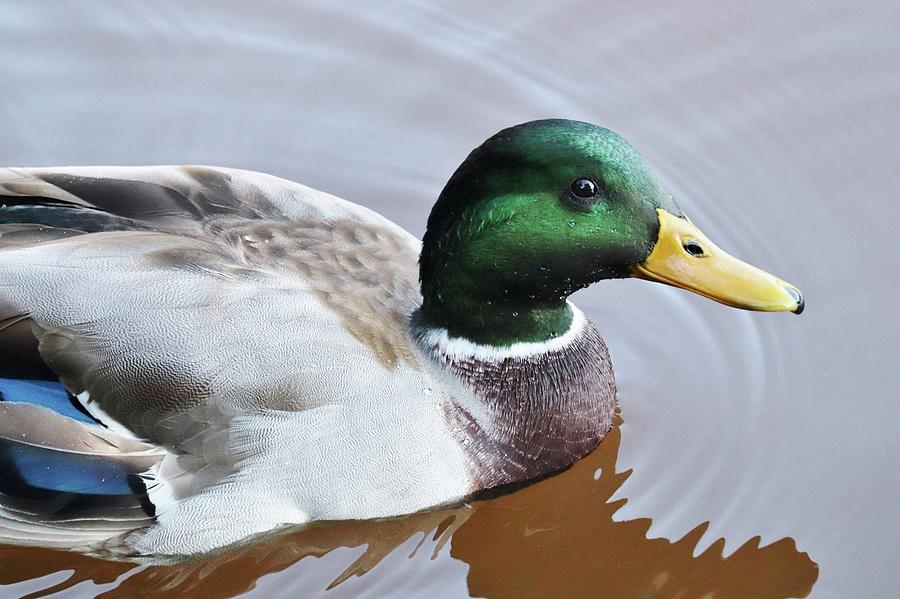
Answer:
0;1;898;597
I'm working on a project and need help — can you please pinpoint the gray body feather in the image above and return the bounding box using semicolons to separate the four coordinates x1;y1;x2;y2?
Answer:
0;166;615;555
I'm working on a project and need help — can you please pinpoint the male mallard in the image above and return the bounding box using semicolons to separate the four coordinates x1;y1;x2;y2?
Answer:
0;120;802;556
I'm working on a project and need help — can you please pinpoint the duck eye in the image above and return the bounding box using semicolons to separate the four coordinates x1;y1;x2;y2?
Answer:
570;178;598;199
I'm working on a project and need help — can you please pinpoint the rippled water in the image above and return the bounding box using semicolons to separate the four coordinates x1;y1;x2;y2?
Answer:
0;1;897;597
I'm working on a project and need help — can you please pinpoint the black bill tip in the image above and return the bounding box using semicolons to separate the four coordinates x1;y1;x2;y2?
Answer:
785;286;804;315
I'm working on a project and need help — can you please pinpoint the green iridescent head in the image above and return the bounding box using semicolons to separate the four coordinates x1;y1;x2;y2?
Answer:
418;119;802;346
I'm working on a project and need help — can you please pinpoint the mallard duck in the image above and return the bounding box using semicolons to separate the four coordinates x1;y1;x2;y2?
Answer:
0;120;802;556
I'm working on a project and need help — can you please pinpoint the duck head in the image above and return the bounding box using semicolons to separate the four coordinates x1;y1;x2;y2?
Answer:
419;119;802;346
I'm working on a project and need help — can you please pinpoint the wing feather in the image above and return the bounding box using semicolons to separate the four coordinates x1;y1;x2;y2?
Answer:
0;166;423;540
0;166;422;445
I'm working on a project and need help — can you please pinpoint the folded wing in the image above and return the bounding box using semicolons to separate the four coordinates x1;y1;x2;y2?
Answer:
0;166;422;551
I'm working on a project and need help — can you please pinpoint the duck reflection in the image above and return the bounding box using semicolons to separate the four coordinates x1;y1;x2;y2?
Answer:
0;418;818;598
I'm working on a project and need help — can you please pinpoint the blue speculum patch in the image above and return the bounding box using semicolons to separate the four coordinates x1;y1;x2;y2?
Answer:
0;378;134;495
0;378;97;424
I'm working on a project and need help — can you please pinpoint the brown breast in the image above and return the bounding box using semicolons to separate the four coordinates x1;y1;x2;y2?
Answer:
434;322;617;493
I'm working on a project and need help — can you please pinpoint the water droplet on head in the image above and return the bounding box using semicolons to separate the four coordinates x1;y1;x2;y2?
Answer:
567;220;577;228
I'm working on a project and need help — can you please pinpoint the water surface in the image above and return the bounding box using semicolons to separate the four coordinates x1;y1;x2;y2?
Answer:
0;1;897;597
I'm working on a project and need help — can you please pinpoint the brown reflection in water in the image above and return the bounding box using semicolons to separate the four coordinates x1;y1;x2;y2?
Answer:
451;419;818;599
0;418;817;598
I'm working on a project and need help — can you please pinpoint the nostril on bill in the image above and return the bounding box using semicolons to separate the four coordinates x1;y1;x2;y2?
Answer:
683;240;704;256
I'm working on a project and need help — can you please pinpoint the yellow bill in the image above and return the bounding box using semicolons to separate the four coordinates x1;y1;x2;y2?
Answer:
632;209;804;314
